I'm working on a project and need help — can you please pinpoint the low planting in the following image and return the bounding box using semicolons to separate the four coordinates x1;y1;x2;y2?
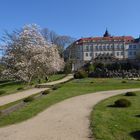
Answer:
91;91;140;140
42;90;50;95
52;85;61;90
122;80;127;83
17;87;24;90
0;90;6;95
125;92;136;96
74;70;88;79
0;78;140;127
114;98;131;107
23;96;34;103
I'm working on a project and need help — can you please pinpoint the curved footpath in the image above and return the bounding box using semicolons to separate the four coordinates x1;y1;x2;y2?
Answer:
0;74;73;106
0;88;140;140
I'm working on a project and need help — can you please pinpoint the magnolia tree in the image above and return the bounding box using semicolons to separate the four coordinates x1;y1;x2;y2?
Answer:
2;24;64;83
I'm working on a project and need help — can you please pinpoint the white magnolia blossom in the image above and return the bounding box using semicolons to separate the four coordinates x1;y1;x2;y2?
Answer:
2;24;64;83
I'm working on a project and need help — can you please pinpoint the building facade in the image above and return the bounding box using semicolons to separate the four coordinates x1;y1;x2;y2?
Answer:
66;30;140;70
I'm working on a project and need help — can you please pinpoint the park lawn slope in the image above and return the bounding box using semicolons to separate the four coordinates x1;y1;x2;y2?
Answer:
90;91;140;140
0;81;28;96
0;78;140;127
48;74;66;82
0;74;65;96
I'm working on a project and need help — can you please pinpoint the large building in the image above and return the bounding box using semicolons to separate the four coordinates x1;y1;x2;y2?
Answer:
66;30;140;70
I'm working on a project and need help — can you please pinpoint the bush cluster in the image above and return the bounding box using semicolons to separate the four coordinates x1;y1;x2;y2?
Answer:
52;85;61;90
0;90;6;95
42;90;50;95
114;99;131;107
125;92;136;96
122;80;127;83
23;96;34;103
17;87;24;90
74;70;88;79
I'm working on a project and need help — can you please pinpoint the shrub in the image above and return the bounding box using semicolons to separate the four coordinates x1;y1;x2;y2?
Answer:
0;110;2;116
52;85;61;90
125;92;136;96
17;87;24;90
0;90;6;95
74;70;88;79
122;80;127;83
23;96;34;103
29;82;34;86
114;99;131;107
64;62;72;74
42;90;50;95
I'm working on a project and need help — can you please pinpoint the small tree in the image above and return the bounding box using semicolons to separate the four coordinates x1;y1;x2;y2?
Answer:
2;24;64;83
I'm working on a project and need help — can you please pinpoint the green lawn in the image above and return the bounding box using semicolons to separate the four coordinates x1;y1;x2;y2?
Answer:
90;91;140;140
0;81;28;96
48;74;66;82
0;74;65;96
0;78;140;127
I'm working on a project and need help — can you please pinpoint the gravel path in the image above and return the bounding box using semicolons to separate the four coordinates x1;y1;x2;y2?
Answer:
0;75;73;106
36;74;73;87
0;88;49;106
0;88;140;140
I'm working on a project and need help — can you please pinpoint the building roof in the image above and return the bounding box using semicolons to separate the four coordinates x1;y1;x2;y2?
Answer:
76;36;134;44
72;30;139;45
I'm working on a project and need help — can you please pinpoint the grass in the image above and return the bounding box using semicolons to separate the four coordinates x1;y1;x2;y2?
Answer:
0;81;28;96
0;78;140;127
0;74;65;96
90;91;140;140
48;74;66;82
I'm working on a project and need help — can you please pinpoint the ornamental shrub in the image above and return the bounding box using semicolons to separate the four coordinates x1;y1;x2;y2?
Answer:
114;99;131;107
74;70;88;79
122;80;127;83
23;96;34;103
42;90;50;95
17;87;24;90
0;90;6;95
125;92;136;96
52;85;61;90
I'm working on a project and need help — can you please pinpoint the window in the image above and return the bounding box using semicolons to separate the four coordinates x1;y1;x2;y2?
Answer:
129;52;132;55
100;46;102;51
107;46;110;50
86;46;89;51
117;52;119;56
96;46;98;51
129;45;132;49
134;52;136;55
86;53;88;57
117;45;120;50
121;52;124;55
90;46;93;51
133;45;136;49
90;53;92;57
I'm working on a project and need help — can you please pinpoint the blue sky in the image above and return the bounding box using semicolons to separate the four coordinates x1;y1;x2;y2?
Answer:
0;0;140;41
